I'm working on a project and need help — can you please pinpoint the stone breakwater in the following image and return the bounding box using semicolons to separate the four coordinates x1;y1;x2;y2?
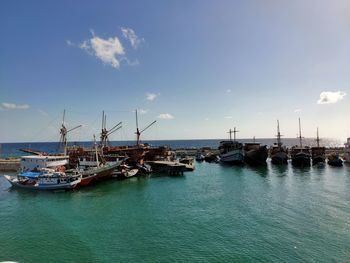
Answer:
0;158;20;171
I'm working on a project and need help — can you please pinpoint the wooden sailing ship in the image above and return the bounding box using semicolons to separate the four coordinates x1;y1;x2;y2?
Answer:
270;120;288;165
218;127;244;165
311;128;325;166
291;118;311;167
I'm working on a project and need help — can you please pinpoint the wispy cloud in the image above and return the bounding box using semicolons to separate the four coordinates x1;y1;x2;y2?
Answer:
204;117;209;121
138;109;148;115
226;89;231;93
158;113;174;119
146;93;159;101
294;109;302;113
224;116;233;119
317;91;346;104
121;27;144;49
38;109;48;116
0;102;30;110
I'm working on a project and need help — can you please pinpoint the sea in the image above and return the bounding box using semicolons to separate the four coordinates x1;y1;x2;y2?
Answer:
1;139;350;262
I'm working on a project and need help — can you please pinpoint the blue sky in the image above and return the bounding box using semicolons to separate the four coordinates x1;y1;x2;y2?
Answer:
1;0;350;142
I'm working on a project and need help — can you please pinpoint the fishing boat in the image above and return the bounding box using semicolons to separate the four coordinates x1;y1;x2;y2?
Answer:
291;118;311;167
244;141;268;166
327;152;343;167
343;138;350;164
311;128;325;166
219;127;244;165
78;136;123;186
112;163;139;179
195;151;204;162
4;169;81;190
270;120;288;165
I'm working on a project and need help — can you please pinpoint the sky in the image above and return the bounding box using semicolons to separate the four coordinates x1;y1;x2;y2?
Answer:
1;0;350;143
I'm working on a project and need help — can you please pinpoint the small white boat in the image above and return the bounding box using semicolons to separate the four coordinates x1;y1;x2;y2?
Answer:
4;169;81;190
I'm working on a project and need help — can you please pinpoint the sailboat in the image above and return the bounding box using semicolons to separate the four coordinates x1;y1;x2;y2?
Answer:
270;120;288;165
291;118;311;167
311;128;325;166
218;127;244;165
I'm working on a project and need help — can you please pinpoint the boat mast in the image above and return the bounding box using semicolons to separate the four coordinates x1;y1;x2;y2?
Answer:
228;129;233;141
298;118;303;148
233;127;239;141
59;109;82;155
135;109;157;146
100;111;122;148
93;135;100;167
277;120;282;147
316;127;320;147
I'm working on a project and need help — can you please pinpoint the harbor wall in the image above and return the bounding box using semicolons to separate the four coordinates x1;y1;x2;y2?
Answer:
0;159;20;172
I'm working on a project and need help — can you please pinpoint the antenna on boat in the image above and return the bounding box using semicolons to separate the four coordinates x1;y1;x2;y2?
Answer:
316;127;321;147
59;109;82;155
135;109;157;146
298;118;303;148
276;120;283;147
100;111;122;148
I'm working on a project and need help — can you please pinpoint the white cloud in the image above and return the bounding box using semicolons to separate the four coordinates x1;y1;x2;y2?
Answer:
146;93;158;101
121;27;144;49
76;31;125;68
204;117;209;121
294;109;302;113
317;91;346;104
224;116;233;119
158;113;174;119
1;102;30;110
226;89;231;93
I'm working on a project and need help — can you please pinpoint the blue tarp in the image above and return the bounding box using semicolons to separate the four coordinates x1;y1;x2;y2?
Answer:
19;171;42;178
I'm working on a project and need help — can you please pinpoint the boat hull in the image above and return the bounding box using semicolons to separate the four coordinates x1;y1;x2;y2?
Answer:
4;175;80;190
328;159;343;167
291;154;311;167
244;147;268;166
271;151;288;165
312;156;325;166
220;150;244;165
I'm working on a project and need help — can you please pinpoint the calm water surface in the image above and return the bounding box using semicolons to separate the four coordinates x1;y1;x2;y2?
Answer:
1;161;350;262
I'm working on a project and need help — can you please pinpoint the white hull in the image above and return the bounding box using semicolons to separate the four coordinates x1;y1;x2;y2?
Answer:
4;175;81;190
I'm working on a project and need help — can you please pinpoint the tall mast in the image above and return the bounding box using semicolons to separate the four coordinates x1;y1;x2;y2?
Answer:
298;118;303;148
277;120;282;147
135;109;140;146
233;127;239;141
93;135;100;167
228;129;233;141
135;109;156;146
316;127;320;147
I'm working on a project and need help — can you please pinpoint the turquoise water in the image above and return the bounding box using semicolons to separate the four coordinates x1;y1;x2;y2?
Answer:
1;161;350;262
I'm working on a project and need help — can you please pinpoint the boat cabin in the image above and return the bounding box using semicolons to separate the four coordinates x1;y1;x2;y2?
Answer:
20;155;69;171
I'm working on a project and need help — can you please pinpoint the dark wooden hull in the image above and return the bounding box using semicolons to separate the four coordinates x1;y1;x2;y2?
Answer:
291;153;311;167
328;158;343;167
271;152;288;165
244;146;268;166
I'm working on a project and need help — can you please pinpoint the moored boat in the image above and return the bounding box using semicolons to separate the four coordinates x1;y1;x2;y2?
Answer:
327;153;343;167
4;169;81;190
219;127;244;165
244;142;268;166
291;118;311;167
195;151;205;162
311;128;325;166
270;120;288;165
